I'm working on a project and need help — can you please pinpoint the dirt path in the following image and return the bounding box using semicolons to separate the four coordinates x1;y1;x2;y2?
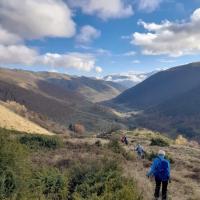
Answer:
65;133;200;200
123;134;200;200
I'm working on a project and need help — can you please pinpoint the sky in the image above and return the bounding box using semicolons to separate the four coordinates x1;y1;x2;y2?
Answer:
0;0;200;77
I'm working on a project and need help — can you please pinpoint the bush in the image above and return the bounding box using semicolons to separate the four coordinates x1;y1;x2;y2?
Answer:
69;123;85;135
0;130;29;199
107;139;135;161
95;140;102;147
175;135;188;145
150;138;170;147
69;159;142;200
108;138;124;154
19;134;62;150
29;167;69;200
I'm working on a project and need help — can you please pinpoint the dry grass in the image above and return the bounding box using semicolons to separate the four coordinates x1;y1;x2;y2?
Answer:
122;130;200;200
0;101;53;135
29;129;200;200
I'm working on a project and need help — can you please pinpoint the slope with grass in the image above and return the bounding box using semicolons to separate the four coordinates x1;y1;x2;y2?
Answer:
119;129;200;200
1;127;200;200
0;102;53;135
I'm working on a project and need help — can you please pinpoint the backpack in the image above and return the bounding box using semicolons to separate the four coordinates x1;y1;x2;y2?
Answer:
155;157;169;181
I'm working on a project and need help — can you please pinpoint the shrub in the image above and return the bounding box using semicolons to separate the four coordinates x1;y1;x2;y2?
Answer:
29;167;69;200
0;130;29;199
150;138;170;147
108;138;124;154
19;134;62;150
95;140;102;147
175;135;188;145
69;123;85;135
69;159;142;200
107;139;135;161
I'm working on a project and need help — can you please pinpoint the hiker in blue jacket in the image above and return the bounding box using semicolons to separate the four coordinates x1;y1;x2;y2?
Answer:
146;150;170;200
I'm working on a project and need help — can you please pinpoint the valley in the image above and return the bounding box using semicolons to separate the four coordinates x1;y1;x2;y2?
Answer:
1;63;200;200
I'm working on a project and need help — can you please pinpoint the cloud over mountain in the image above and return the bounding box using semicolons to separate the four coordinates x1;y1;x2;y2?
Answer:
0;44;101;72
132;8;200;57
0;0;103;73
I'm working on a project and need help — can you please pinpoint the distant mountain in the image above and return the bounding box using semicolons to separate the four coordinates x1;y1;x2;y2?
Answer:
111;63;200;109
0;68;123;133
103;71;158;88
46;75;126;102
109;62;200;140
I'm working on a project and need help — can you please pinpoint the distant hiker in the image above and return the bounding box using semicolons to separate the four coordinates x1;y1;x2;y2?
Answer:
121;135;128;145
146;150;170;200
135;144;144;158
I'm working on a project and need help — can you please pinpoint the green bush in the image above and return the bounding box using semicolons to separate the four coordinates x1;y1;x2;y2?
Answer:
19;134;62;150
69;159;142;200
150;138;170;147
29;167;69;200
0;130;30;199
0;128;142;200
108;138;124;154
107;139;134;161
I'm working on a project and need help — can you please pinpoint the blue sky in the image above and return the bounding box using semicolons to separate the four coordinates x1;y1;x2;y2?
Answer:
0;0;200;77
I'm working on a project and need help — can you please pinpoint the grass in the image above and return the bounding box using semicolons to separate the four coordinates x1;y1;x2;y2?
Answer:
19;134;62;150
150;137;170;147
0;102;53;135
120;129;200;200
0;128;142;200
1;126;200;200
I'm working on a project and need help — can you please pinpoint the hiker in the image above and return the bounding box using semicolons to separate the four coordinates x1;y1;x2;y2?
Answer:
135;144;144;158
146;150;170;200
121;135;128;145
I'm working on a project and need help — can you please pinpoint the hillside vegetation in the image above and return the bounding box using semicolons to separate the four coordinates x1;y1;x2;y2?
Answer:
0;101;53;135
0;128;200;200
0;128;141;200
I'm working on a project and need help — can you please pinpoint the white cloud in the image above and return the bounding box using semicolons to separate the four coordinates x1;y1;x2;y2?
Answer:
76;25;101;44
132;8;200;57
0;0;76;40
0;0;106;73
138;0;162;12
0;45;38;65
67;0;133;20
0;26;22;45
95;66;103;73
38;52;97;71
0;44;100;72
123;51;136;56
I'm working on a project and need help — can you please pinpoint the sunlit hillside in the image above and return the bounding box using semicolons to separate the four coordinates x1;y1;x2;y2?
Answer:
0;101;53;135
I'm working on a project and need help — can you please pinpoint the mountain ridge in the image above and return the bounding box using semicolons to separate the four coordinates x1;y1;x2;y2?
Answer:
0;67;123;133
108;62;200;140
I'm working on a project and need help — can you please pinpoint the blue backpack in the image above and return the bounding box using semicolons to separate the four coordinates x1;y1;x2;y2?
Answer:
155;157;169;181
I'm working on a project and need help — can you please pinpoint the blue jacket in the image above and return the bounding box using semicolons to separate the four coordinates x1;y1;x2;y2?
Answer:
147;155;170;180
